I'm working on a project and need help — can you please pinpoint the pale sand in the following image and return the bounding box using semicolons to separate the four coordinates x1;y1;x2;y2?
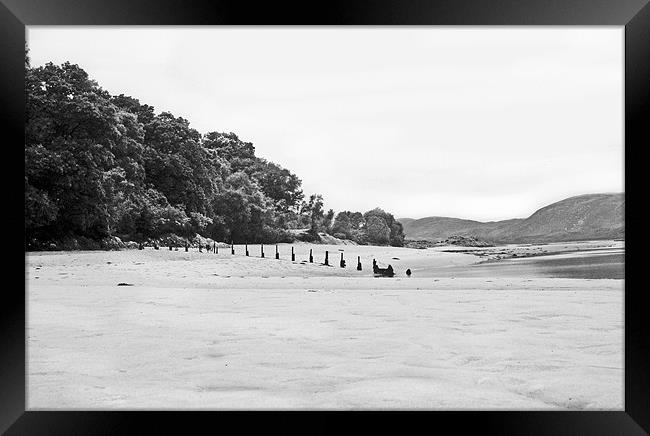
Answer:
26;243;623;409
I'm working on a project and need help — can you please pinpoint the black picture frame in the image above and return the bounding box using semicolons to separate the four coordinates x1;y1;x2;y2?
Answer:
2;0;648;434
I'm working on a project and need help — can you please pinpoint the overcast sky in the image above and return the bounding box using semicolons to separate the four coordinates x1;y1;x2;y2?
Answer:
27;27;623;221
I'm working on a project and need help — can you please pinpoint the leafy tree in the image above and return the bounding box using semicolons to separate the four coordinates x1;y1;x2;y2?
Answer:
363;208;405;246
249;159;304;213
301;194;324;236
25;62;145;243
365;215;391;245
203;131;256;175
331;211;365;241
331;212;351;237
111;94;156;125
119;188;189;242
141;112;217;216
213;171;272;243
322;209;335;233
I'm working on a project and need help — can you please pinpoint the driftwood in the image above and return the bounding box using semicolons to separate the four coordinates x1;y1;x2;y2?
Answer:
372;259;394;277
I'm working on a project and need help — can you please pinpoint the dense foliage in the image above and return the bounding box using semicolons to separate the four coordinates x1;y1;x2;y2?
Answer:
331;208;404;247
25;58;404;249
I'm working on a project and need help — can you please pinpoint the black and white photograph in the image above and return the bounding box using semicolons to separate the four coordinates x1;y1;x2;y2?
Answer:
24;26;625;410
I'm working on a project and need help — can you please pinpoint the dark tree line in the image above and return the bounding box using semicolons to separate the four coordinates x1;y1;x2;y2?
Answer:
25;57;404;249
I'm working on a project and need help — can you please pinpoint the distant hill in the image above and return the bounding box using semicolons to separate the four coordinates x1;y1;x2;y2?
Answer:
397;217;416;226
399;193;624;244
397;216;522;241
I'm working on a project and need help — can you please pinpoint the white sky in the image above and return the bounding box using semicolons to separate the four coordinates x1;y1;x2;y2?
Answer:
27;27;624;221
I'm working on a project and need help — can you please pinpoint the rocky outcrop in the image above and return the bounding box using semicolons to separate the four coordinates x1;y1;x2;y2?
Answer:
443;235;493;247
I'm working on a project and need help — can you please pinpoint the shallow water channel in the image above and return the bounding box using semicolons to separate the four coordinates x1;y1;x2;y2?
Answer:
427;248;624;279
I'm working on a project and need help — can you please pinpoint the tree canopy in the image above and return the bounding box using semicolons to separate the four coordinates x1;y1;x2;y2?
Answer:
25;57;404;249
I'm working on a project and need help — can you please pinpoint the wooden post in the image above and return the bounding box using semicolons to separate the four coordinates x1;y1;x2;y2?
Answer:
291;246;295;261
231;242;235;255
275;245;279;260
185;241;188;252
357;256;362;271
261;244;265;258
216;244;218;254
309;249;313;263
213;242;216;253
245;244;249;256
340;252;345;268
169;245;172;251
324;250;329;266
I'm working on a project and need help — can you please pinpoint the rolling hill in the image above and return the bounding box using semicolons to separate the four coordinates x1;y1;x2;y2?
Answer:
399;193;624;244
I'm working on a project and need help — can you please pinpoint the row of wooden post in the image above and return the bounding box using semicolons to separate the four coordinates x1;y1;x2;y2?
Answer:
146;240;412;277
144;241;410;275
144;240;366;271
163;241;365;270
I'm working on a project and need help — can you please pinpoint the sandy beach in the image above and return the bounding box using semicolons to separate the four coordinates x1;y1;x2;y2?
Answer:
26;241;624;410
